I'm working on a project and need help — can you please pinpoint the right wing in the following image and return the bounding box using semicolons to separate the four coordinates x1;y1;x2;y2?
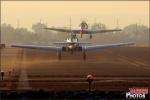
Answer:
11;45;62;51
90;29;122;33
83;42;134;51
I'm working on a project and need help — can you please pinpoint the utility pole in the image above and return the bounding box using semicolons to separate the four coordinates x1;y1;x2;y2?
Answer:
17;19;20;28
136;22;138;33
70;16;72;31
116;18;119;29
94;17;97;24
40;19;42;24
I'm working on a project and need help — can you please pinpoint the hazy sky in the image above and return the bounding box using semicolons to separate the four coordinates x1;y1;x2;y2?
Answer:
1;1;149;30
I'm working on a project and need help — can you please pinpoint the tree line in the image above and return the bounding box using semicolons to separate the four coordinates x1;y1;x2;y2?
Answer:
1;22;149;46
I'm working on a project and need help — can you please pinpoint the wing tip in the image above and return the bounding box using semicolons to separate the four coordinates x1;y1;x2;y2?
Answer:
11;44;16;47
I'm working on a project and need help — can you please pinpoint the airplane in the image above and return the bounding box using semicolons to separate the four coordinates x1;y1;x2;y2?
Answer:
12;30;133;60
44;21;122;39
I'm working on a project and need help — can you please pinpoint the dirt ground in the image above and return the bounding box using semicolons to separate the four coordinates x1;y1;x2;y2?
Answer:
0;47;150;91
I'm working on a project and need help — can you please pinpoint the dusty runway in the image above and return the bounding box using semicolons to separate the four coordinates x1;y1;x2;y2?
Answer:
0;47;150;91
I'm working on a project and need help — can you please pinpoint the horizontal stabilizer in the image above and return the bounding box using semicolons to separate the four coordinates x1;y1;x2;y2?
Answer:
53;42;91;45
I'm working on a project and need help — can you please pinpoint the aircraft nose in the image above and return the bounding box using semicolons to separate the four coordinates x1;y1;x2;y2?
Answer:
68;45;73;49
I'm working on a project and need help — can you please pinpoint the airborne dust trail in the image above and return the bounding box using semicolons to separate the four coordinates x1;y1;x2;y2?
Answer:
17;49;32;90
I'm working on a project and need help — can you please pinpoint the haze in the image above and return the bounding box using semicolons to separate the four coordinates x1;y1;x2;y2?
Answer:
1;1;149;30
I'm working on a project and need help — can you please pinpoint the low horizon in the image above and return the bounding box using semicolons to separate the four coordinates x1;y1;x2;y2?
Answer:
1;22;149;31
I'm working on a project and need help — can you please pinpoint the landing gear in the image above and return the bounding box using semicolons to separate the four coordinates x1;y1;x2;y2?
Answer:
1;71;4;80
71;50;73;55
57;52;61;60
80;30;83;38
90;34;92;39
80;33;83;38
83;51;86;61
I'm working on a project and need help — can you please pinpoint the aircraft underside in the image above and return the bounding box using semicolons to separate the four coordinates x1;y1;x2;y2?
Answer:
62;46;82;52
58;46;86;60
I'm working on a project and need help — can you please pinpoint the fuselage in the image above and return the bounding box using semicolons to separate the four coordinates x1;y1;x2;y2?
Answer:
62;33;82;53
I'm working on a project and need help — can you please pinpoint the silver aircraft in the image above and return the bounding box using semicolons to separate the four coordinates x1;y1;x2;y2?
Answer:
12;29;133;60
45;21;122;39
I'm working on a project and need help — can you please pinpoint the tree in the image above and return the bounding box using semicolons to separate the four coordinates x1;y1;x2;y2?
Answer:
91;23;106;30
32;22;47;33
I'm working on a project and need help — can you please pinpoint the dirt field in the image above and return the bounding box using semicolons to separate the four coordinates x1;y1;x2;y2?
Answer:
0;47;150;91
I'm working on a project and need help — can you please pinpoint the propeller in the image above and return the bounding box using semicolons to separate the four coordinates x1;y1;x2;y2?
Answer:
79;21;88;38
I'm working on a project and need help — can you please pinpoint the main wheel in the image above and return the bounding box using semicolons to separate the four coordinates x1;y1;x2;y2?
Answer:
57;52;62;60
90;34;92;39
83;52;86;61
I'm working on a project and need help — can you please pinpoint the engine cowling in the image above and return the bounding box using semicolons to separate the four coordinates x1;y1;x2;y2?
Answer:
79;21;88;38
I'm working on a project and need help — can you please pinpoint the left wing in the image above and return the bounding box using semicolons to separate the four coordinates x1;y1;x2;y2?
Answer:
11;45;62;51
83;42;134;51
